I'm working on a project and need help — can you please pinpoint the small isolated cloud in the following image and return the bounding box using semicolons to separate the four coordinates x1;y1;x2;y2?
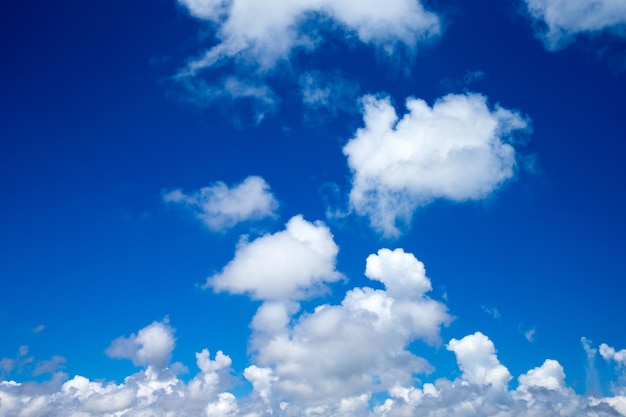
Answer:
33;324;45;334
343;92;530;237
206;215;341;300
524;0;626;50
164;176;278;231
524;326;536;342
481;305;501;319
299;71;359;123
106;319;175;369
463;70;486;85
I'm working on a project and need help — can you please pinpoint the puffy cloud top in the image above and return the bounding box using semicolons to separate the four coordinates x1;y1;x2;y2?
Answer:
524;0;626;50
106;320;175;369
343;93;529;236
447;331;512;389
164;176;278;231
517;359;566;391
206;215;341;300
247;249;451;406
365;248;432;299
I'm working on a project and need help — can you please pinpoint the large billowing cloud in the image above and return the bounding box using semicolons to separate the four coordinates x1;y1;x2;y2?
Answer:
246;248;451;409
206;215;341;300
524;0;626;50
164;176;279;231
343;93;529;237
177;0;440;73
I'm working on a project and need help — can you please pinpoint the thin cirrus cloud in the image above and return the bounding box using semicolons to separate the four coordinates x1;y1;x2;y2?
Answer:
524;0;626;50
2;254;626;415
163;175;279;232
205;215;341;300
343;92;530;237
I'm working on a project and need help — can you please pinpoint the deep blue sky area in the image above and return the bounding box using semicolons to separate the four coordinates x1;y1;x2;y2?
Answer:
1;0;626;415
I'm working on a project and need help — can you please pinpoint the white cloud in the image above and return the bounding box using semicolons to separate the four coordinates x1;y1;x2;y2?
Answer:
2;308;626;416
206;215;341;300
164;176;279;231
247;248;451;407
600;343;626;366
524;0;626;50
447;331;512;390
517;359;566;391
106;320;176;369
364;248;432;300
343;93;529;236
177;0;440;74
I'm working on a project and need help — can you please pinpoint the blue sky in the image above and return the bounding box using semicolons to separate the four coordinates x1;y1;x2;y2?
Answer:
1;0;626;415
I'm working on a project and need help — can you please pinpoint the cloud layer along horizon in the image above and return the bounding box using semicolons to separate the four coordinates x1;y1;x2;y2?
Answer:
2;250;625;416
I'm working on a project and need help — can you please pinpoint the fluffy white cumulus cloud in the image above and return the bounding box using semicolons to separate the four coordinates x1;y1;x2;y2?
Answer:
206;215;341;300
106;320;176;369
343;93;529;236
177;0;440;73
524;0;626;50
447;331;512;390
246;248;451;408
164;176;279;231
365;248;431;299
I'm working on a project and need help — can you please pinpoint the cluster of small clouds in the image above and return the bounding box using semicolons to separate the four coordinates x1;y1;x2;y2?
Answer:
524;0;626;50
0;345;66;382
172;0;441;121
170;0;626;120
2;247;626;415
163;90;530;239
